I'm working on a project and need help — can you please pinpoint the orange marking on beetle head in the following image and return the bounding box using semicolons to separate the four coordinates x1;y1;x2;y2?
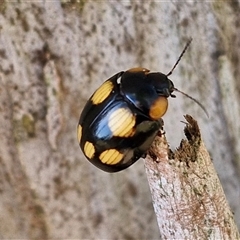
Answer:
149;97;168;120
127;67;150;74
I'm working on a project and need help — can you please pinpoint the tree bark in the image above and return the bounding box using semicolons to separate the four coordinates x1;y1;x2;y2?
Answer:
145;115;239;239
0;1;240;239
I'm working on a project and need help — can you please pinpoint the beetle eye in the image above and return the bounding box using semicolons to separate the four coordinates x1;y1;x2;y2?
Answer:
157;88;171;97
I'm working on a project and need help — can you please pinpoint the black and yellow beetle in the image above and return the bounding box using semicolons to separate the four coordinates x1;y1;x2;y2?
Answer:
77;39;207;172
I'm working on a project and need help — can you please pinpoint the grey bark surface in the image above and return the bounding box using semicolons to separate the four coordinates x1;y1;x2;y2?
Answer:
0;1;240;239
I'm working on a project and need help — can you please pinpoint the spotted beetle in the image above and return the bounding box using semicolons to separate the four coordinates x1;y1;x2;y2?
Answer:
77;39;207;172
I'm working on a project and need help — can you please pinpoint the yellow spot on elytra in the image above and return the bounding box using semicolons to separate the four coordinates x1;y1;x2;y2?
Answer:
127;67;150;74
84;141;95;159
91;81;113;105
99;149;123;165
77;125;82;143
149;97;168;120
108;108;136;137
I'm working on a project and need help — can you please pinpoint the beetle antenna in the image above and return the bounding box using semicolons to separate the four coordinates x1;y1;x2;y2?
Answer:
173;88;209;117
167;38;193;77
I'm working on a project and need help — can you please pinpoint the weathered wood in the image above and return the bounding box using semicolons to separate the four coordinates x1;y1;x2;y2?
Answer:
145;115;239;239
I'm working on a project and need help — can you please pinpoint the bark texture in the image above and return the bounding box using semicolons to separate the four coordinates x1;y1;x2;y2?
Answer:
145;115;239;239
0;1;240;239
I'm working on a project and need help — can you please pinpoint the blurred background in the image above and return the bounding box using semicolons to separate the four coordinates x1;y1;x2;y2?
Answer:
0;1;239;238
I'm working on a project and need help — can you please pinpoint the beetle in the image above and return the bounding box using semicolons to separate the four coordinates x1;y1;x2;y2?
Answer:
77;39;207;172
